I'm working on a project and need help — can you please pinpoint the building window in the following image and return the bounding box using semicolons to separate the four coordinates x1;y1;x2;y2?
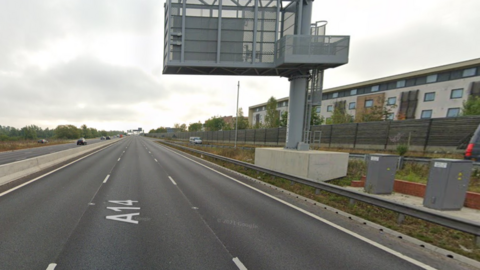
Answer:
255;108;260;112
421;110;432;119
262;106;265;110
463;68;477;77
450;89;463;99
350;89;357;95
396;80;406;88
447;108;460;117
349;102;356;110
315;106;321;113
327;105;333;112
426;74;437;83
332;92;338;98
365;99;373;108
424;92;435;102
371;85;379;92
386;113;394;120
387;97;396;105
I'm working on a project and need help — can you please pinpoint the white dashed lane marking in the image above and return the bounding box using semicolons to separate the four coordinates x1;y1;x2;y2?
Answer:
103;175;110;184
168;176;177;185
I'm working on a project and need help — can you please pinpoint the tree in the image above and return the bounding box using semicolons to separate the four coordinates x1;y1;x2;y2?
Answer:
54;125;81;139
279;111;288;127
204;116;225;131
89;127;99;138
80;124;93;138
223;122;233;130
331;106;353;124
22;125;38;140
462;96;480;115
9;127;19;137
311;106;324;126
173;123;187;132
264;96;280;128
180;123;187;132
188;122;203;132
356;96;396;122
236;108;249;130
155;127;167;133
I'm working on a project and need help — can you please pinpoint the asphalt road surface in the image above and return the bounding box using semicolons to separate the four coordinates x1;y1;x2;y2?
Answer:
0;136;475;270
0;138;110;165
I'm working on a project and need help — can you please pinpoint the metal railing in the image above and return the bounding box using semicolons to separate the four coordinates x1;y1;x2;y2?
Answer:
350;153;480;168
275;35;349;65
159;140;480;240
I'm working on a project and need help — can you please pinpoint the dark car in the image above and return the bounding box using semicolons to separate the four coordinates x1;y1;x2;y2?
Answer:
77;138;87;145
37;139;48;143
465;124;480;161
106;136;111;140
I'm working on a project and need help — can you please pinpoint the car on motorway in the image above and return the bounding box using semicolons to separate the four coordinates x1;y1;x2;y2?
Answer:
77;138;87;145
189;136;202;144
106;136;111;140
37;139;48;143
465;124;480;161
101;136;106;140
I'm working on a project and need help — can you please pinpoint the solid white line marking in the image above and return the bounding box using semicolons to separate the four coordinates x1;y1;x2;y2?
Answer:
118;158;121;161
154;159;158;162
46;263;57;270
233;257;247;270
168;176;177;185
103;175;110;183
161;146;437;270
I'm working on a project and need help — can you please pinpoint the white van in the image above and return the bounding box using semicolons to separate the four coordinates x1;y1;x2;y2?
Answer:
189;137;202;144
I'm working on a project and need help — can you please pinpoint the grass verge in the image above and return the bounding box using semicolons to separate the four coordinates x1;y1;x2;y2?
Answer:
158;141;480;262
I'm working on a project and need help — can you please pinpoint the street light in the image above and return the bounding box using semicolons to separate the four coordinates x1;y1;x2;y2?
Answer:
235;81;239;148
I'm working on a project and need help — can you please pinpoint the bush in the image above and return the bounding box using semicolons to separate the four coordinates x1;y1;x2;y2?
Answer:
396;144;408;156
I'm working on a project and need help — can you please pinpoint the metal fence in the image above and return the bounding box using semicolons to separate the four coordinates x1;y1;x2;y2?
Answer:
148;116;480;151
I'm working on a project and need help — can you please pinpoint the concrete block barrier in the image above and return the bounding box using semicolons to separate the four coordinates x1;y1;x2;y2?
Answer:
0;139;118;187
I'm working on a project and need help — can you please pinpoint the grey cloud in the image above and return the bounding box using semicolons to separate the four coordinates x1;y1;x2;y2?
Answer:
326;13;480;87
0;0;161;69
0;55;169;126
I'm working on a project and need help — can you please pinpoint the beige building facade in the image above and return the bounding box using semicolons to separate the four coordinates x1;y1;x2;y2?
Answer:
249;58;480;125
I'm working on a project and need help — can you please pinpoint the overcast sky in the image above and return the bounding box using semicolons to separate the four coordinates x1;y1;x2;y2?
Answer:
1;0;479;132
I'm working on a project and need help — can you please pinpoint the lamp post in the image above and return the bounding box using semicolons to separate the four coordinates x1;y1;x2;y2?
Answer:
235;81;239;148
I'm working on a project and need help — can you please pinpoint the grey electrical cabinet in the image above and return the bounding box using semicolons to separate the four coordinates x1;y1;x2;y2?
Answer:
364;154;398;194
423;159;472;210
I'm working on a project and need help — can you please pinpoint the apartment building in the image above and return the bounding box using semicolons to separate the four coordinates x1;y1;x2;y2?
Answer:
248;97;290;126
249;58;480;126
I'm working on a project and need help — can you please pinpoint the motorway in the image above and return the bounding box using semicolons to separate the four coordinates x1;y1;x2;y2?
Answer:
0;138;108;165
0;136;475;269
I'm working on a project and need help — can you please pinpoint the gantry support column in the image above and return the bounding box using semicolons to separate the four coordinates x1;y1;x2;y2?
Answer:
285;75;309;149
285;0;313;150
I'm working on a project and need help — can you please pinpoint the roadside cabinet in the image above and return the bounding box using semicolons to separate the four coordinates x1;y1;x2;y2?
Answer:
423;159;472;210
365;154;398;194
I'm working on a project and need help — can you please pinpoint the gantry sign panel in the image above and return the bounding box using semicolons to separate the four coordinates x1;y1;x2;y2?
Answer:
164;0;349;76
